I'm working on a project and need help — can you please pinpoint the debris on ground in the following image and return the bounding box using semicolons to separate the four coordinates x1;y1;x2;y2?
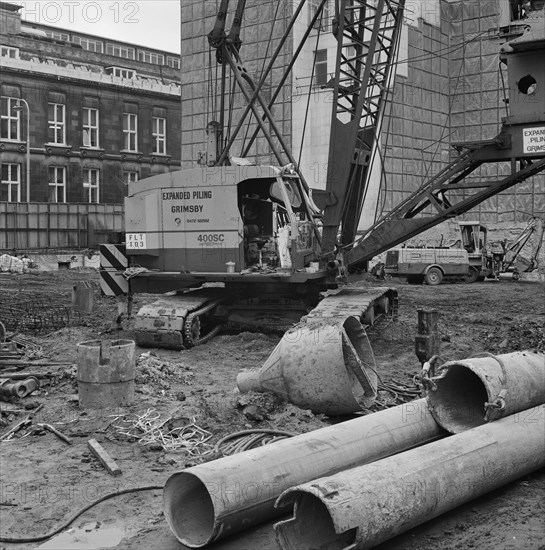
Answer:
0;292;81;332
0;402;44;441
0;270;543;550
0;254;28;274
135;353;193;391
35;423;72;445
0;376;39;399
484;320;545;353
236;391;329;429
110;409;213;455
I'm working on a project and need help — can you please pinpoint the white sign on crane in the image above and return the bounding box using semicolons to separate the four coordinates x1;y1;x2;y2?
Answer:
523;127;545;154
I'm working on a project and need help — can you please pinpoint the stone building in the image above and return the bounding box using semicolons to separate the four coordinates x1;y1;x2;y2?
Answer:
0;1;181;248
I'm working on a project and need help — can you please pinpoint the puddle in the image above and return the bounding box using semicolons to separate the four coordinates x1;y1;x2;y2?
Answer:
36;520;126;550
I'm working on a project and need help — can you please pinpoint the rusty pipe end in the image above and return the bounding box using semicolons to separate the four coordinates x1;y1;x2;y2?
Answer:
163;472;217;548
427;363;488;433
427;352;545;433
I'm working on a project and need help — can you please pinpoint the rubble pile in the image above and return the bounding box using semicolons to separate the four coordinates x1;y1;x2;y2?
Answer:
236;391;329;430
135;353;194;391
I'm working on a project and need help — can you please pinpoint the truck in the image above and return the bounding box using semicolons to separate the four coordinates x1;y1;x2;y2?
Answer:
102;0;545;354
384;245;470;285
384;218;544;285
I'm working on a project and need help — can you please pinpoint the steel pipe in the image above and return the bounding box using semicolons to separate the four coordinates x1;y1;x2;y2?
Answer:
274;405;545;550
427;351;544;433
163;399;444;548
0;377;38;398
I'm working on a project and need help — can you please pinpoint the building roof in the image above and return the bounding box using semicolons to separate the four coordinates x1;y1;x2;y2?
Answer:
1;1;180;58
21;21;180;57
0;2;22;12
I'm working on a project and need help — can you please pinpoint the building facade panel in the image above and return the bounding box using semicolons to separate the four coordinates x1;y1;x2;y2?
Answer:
444;0;544;222
179;0;293;168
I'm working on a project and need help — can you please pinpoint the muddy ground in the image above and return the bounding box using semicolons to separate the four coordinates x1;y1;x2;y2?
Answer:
0;269;544;550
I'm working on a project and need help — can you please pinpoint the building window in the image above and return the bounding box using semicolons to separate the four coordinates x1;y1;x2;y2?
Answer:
48;166;66;203
44;30;69;41
48;103;66;144
123;113;138;151
1;45;19;59
116;68;135;79
309;0;330;31
123;171;139;185
137;50;164;65
314;49;328;88
72;36;103;53
107;66;137;79
83;108;99;148
152;117;166;154
0;97;20;141
166;56;180;69
83;168;100;203
1;163;21;202
106;43;135;59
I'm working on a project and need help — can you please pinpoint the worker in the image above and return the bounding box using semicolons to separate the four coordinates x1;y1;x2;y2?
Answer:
510;0;524;20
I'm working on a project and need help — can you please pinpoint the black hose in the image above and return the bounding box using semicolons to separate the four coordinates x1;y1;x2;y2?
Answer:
0;484;163;544
214;428;296;454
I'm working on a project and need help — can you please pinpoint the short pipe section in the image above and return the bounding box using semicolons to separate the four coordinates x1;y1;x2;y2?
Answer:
274;405;545;550
76;339;136;409
427;351;545;433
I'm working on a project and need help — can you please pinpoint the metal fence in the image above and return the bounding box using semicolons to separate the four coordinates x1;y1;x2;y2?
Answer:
0;203;124;250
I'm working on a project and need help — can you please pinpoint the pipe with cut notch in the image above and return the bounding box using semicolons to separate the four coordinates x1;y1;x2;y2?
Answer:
274;405;545;550
163;398;444;548
426;351;544;433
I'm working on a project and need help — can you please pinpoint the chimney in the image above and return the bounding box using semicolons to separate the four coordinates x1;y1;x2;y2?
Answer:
0;2;22;35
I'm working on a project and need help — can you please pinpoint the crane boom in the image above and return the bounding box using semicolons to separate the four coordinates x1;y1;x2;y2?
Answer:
322;0;406;252
345;138;545;269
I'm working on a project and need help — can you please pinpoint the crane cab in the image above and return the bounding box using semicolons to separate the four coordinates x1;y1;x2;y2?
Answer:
124;165;319;276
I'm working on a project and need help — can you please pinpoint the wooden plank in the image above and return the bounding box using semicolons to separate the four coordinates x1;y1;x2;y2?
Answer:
87;439;122;476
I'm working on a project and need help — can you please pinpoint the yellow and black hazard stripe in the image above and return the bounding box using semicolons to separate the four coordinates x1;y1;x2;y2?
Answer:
100;243;128;271
99;244;129;296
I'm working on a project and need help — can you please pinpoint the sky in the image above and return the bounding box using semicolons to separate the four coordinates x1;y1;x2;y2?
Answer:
18;0;181;53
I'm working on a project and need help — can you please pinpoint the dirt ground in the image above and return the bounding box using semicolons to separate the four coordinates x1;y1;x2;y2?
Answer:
0;269;544;550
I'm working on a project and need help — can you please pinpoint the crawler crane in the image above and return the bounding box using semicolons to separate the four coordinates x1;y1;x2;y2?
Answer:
103;1;545;358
